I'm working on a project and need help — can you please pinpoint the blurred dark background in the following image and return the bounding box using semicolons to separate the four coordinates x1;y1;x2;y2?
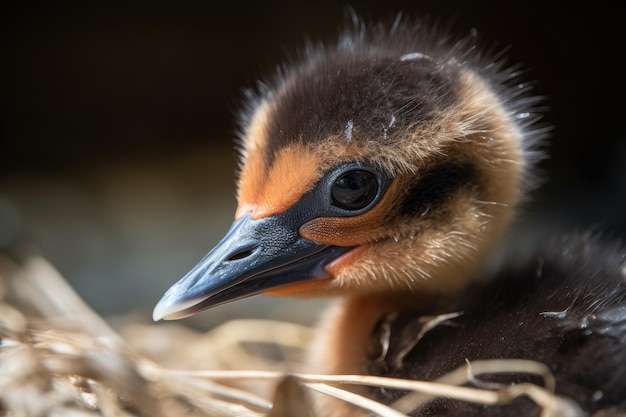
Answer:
1;1;625;325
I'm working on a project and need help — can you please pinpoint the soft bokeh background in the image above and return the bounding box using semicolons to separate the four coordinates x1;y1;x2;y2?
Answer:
1;1;625;328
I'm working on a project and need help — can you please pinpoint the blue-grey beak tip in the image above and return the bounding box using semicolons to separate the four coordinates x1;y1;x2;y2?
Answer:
152;284;204;321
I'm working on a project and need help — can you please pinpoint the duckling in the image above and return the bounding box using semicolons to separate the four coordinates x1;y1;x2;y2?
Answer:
153;18;626;416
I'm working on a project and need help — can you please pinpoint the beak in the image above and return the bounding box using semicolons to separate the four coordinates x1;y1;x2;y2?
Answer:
153;213;352;321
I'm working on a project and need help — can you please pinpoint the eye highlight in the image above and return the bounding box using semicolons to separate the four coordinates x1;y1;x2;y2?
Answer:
331;170;379;211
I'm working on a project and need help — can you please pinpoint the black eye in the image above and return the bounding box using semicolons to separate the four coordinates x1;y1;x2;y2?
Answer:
331;170;379;211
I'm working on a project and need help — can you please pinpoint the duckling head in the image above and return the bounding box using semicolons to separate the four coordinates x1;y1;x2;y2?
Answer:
153;22;544;321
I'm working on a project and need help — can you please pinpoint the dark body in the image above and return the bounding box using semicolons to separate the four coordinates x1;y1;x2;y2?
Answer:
368;235;626;416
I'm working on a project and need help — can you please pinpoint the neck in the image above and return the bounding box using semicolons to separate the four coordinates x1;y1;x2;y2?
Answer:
306;293;456;417
309;291;458;373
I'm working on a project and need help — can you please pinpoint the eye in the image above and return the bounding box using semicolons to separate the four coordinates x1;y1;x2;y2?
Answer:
331;169;379;211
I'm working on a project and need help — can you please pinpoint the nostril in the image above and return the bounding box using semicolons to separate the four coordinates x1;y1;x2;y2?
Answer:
226;245;258;262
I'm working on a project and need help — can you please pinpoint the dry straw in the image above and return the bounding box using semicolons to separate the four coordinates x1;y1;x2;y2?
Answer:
0;253;584;417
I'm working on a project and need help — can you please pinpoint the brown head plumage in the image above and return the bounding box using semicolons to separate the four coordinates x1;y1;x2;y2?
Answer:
153;16;546;320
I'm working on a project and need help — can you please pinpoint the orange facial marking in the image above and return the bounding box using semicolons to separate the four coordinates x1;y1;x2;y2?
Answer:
324;245;369;277
236;151;267;219
237;144;322;220
262;277;333;296
236;100;272;219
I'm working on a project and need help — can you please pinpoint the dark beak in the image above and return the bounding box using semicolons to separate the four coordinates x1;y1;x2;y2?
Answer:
153;213;351;321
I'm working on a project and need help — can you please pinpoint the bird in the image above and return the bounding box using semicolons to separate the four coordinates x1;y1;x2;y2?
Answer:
152;16;626;417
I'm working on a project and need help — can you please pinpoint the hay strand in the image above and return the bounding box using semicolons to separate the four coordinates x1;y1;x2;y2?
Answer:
0;253;587;417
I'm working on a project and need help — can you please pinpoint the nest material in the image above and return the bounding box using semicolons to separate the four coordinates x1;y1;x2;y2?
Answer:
0;253;589;417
